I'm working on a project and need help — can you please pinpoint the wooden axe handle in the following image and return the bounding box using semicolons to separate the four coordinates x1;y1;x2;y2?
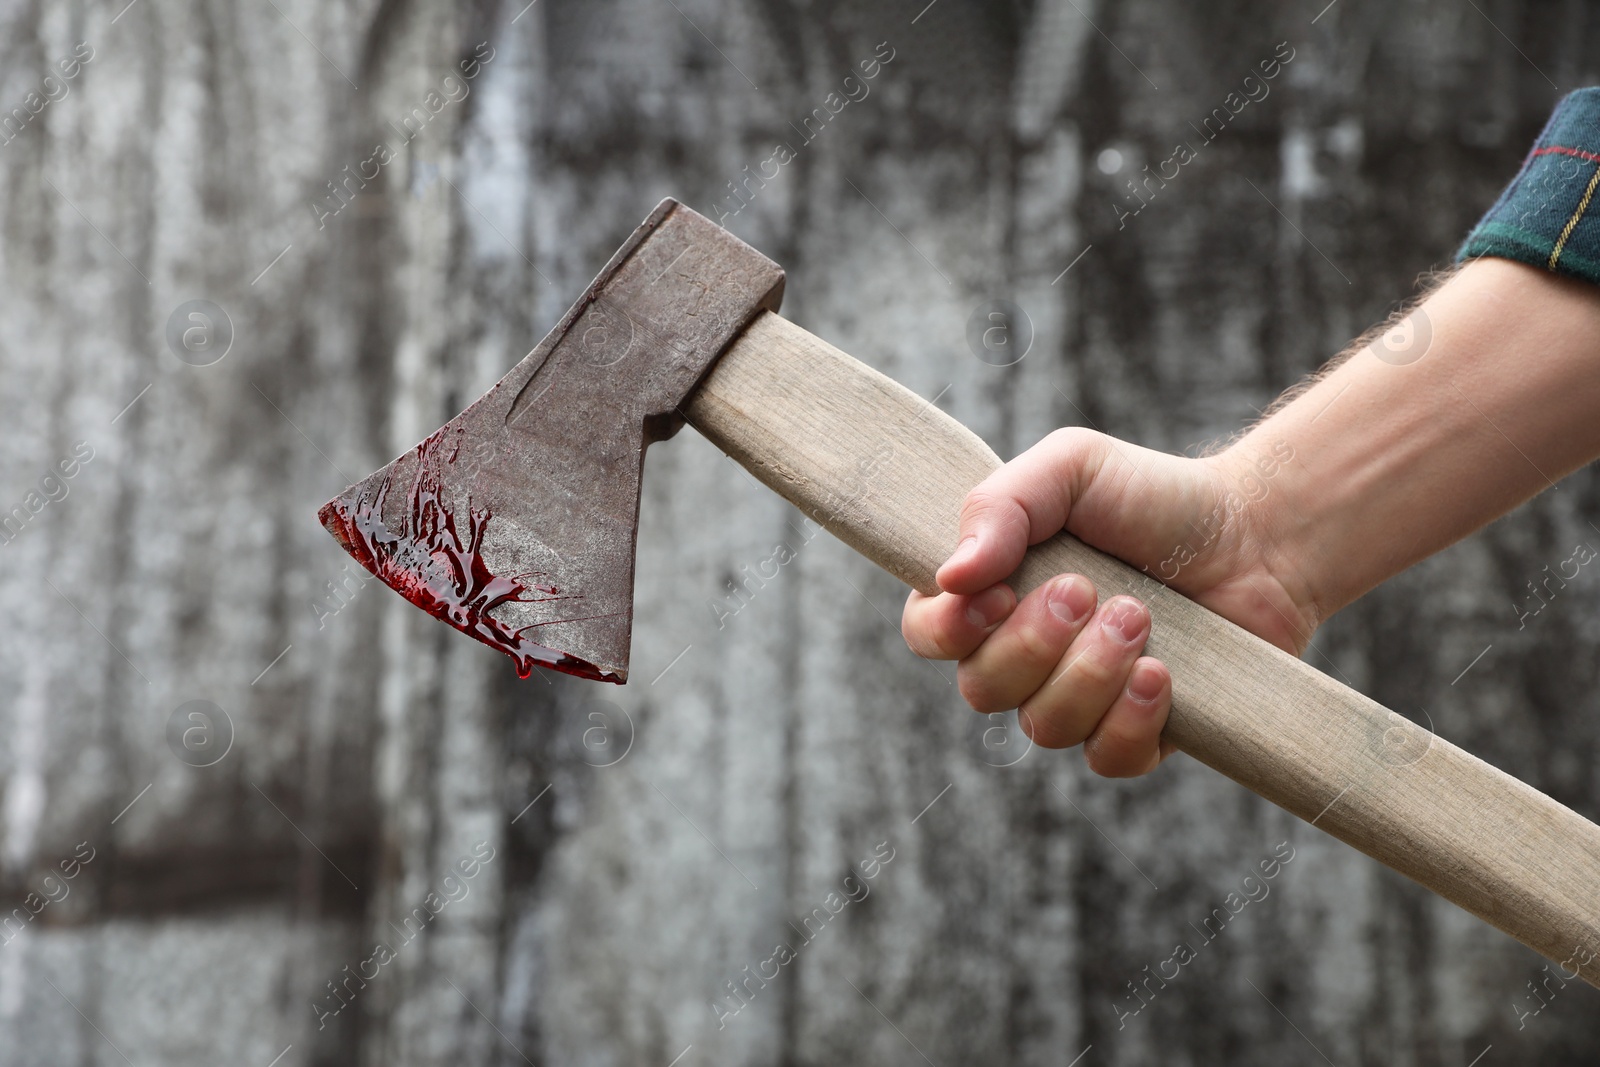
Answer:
684;310;1600;986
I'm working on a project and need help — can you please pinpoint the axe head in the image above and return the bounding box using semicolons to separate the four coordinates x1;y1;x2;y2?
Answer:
318;199;784;683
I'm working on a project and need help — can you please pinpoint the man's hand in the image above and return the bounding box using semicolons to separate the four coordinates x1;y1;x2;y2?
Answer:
904;261;1600;779
901;427;1316;777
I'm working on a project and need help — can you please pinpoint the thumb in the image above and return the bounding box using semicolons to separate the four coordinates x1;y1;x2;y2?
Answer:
936;428;1110;595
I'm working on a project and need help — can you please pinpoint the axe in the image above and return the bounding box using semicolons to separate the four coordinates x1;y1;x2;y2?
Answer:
320;198;1600;987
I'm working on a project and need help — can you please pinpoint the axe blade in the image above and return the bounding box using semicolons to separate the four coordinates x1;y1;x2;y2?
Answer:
318;199;785;682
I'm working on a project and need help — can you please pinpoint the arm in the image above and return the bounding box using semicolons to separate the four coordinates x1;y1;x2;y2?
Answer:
902;257;1600;775
1256;257;1600;625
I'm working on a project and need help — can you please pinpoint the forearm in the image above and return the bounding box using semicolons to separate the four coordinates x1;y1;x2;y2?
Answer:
1233;257;1600;625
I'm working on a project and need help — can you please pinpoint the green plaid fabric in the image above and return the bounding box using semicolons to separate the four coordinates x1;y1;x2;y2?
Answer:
1458;88;1600;284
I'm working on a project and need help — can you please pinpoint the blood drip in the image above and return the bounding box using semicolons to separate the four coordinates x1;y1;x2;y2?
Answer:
319;431;620;683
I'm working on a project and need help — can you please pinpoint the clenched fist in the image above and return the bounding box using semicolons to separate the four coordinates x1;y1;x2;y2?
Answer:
901;427;1314;777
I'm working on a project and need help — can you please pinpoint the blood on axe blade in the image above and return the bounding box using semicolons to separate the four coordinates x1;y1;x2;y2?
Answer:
319;199;783;683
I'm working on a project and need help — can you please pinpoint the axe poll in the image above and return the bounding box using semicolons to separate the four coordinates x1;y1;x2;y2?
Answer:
320;198;1600;987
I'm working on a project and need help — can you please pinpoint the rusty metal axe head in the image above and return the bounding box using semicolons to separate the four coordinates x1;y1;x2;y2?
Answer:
318;199;784;683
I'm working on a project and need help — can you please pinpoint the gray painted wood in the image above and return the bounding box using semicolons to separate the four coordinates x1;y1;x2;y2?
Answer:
0;1;1596;1064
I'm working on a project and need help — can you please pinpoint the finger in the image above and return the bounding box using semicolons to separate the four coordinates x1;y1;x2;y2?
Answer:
937;428;1109;596
901;584;1016;661
1082;657;1173;777
956;574;1098;713
1016;595;1150;749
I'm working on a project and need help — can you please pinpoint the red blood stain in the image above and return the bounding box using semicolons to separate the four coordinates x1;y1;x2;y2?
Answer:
319;431;619;683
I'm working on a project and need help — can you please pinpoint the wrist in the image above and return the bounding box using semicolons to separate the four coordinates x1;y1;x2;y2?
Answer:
1209;437;1326;638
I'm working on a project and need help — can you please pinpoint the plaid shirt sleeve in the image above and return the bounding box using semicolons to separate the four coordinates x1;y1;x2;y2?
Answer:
1458;88;1600;284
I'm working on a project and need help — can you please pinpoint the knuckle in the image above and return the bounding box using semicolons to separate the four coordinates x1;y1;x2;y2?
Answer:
1082;735;1114;776
902;607;928;652
1083;733;1134;778
1069;650;1122;693
953;492;1030;543
1053;721;1095;750
957;664;1010;714
1010;616;1064;666
960;489;1028;538
1043;425;1090;450
1016;707;1057;749
902;618;949;660
927;632;962;661
902;595;971;660
900;615;931;657
1019;702;1093;751
959;488;1004;521
1042;425;1102;463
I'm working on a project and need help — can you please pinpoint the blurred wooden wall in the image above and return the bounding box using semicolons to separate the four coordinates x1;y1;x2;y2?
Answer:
0;0;1597;1064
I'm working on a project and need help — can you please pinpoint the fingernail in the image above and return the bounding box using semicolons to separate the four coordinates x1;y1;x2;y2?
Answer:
1102;598;1149;644
1127;664;1164;704
946;536;979;570
965;585;1011;628
1047;575;1096;625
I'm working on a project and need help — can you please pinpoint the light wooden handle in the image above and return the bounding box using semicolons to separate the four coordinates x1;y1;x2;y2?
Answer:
685;310;1600;986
